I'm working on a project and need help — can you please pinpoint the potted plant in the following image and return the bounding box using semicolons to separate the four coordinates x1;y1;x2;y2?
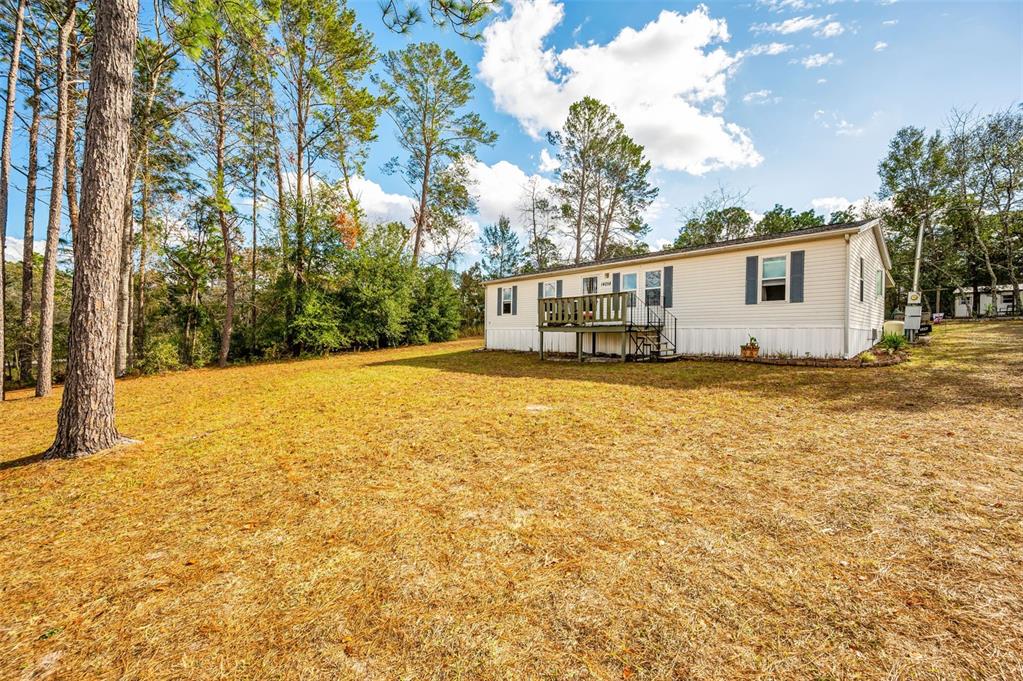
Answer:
740;335;760;358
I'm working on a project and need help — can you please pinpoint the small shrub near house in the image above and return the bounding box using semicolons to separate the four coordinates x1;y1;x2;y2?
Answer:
879;331;908;353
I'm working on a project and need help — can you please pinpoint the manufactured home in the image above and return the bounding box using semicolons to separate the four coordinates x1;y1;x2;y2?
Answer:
485;219;894;361
953;285;1019;318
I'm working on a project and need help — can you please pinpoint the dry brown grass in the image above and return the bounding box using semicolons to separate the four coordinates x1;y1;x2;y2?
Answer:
1;322;1022;680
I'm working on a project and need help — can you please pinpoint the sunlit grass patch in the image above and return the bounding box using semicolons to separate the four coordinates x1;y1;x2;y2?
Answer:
1;323;1021;678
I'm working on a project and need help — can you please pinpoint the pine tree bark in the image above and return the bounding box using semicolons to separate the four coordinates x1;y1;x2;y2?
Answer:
46;0;138;459
19;48;42;383
35;3;75;398
0;0;27;400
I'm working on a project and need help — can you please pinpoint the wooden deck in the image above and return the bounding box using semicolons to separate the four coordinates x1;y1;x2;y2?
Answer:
537;293;673;362
538;292;632;329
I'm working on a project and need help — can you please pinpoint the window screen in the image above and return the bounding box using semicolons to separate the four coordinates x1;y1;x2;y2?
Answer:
761;256;786;302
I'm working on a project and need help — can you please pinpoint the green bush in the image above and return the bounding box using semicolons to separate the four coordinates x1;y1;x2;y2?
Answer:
138;337;183;375
190;329;216;368
405;267;461;345
879;331;908;352
293;289;350;354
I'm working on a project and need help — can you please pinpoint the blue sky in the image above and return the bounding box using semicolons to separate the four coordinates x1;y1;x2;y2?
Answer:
4;0;1021;264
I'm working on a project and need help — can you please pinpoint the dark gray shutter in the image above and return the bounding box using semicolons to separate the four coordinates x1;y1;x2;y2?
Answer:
612;273;620;292
512;285;518;315
663;266;673;308
496;286;502;316
745;256;758;305
538;282;543;299
790;250;805;303
556;280;563;297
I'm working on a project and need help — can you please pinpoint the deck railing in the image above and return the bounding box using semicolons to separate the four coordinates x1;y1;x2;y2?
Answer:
538;292;632;327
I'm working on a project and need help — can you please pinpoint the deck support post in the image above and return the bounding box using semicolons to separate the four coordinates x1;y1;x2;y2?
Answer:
539;330;544;361
576;333;583;362
621;332;627;362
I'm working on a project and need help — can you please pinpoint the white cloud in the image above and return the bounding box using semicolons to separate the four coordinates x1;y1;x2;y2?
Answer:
835;119;864;136
479;0;763;175
811;196;890;219
882;19;898;26
815;21;844;37
465;158;554;228
873;41;888;51
814;109;866;136
757;0;813;12
742;42;794;56
811;196;858;216
4;236;45;263
795;52;837;68
538;148;560;173
817;77;828;84
348;176;416;225
753;15;827;34
743;89;781;105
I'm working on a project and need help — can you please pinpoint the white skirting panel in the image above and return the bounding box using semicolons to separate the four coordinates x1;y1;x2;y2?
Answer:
848;327;881;357
674;327;846;358
488;326;849;358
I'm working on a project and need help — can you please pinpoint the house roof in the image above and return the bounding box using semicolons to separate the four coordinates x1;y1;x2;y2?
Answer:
487;219;883;285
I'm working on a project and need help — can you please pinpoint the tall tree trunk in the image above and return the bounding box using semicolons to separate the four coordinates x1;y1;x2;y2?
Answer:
47;0;138;458
573;168;587;265
114;193;133;375
289;78;306;354
19;48;42;384
35;4;75;398
267;94;288;270
115;52;168;376
136;149;149;356
66;29;81;242
212;38;234;368
0;0;27;400
250;133;258;355
412;147;431;267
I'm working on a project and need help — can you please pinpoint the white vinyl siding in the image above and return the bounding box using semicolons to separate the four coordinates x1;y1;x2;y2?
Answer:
847;229;886;355
486;232;860;357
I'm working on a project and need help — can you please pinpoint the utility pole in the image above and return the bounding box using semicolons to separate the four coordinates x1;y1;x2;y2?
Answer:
904;214;925;342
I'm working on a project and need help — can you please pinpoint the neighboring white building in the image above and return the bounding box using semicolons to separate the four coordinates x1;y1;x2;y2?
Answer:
485;220;894;360
953;285;1019;318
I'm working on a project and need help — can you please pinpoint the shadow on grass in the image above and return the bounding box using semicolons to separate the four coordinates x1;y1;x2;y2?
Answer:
369;323;1023;416
0;453;46;471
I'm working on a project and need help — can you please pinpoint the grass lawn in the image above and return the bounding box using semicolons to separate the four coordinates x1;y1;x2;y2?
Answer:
1;322;1021;679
